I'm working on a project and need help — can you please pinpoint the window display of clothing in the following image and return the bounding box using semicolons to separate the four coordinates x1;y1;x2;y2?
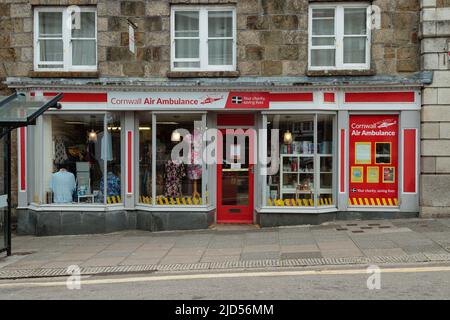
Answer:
54;137;68;164
50;169;76;203
100;172;121;197
164;160;186;198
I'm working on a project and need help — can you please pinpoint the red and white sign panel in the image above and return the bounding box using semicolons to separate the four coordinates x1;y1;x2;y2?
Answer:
108;92;269;110
349;115;399;207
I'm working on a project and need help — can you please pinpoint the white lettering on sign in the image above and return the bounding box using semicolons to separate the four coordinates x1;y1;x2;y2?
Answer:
351;119;397;137
108;92;228;109
108;92;270;110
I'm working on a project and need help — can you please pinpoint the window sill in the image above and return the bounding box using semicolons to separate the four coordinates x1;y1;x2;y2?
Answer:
167;71;240;78
135;204;214;212
27;203;124;212
30;71;99;78
257;207;338;214
307;69;375;77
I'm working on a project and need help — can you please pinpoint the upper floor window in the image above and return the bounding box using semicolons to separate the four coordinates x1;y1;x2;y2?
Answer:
34;7;97;71
171;6;236;72
309;4;370;70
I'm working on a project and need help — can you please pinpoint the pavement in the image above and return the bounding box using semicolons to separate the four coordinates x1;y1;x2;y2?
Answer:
1;218;450;279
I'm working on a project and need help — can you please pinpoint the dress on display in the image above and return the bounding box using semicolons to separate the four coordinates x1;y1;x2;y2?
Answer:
164;160;186;198
100;172;121;197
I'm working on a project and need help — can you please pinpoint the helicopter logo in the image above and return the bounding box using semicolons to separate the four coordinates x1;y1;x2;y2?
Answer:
376;120;397;129
200;95;224;105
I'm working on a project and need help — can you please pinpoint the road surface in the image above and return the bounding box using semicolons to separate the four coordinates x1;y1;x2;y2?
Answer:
0;264;449;300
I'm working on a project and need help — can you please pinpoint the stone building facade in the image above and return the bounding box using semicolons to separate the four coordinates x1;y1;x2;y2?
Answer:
0;0;421;79
420;0;450;216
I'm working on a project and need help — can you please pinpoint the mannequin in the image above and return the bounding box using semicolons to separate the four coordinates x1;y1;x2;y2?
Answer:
187;165;201;199
50;165;76;204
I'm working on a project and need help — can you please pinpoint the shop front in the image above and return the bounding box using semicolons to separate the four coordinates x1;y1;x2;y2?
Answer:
16;87;421;235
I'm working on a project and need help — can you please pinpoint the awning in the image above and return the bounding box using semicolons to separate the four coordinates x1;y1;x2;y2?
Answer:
0;92;62;256
0;93;63;130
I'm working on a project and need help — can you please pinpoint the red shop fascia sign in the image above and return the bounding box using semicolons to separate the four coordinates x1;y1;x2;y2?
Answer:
30;90;419;111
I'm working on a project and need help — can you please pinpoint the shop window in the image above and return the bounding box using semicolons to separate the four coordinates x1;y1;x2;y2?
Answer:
375;142;391;164
103;113;122;204
34;113;121;206
138;113;207;206
317;114;334;206
171;6;236;71
138;113;152;205
309;4;370;70
264;114;335;208
34;7;97;71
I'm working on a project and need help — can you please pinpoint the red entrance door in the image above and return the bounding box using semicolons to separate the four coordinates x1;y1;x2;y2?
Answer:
217;117;254;224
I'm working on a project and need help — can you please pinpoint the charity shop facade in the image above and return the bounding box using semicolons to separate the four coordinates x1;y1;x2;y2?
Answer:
10;78;426;236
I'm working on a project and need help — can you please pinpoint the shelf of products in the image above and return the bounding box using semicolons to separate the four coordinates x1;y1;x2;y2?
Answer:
280;154;314;200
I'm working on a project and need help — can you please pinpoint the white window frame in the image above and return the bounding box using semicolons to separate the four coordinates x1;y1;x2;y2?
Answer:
308;3;371;71
31;111;124;208
34;6;97;72
170;6;237;72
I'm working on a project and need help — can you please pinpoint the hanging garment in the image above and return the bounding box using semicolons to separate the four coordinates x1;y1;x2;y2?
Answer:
54;137;68;165
50;169;76;203
164;160;186;198
101;132;113;161
100;172;121;197
85;140;96;166
141;167;152;197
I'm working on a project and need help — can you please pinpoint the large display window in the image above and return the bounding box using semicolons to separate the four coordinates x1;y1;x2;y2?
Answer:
33;113;122;206
138;113;208;206
262;113;336;208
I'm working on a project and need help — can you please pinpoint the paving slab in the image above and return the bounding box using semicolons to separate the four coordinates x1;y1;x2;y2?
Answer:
280;252;322;260
280;244;320;253
166;248;205;256
362;248;407;257
242;245;280;253
200;255;241;263
240;252;280;261
159;255;202;265
203;248;243;256
119;258;161;266
81;257;127;267
41;260;85;269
